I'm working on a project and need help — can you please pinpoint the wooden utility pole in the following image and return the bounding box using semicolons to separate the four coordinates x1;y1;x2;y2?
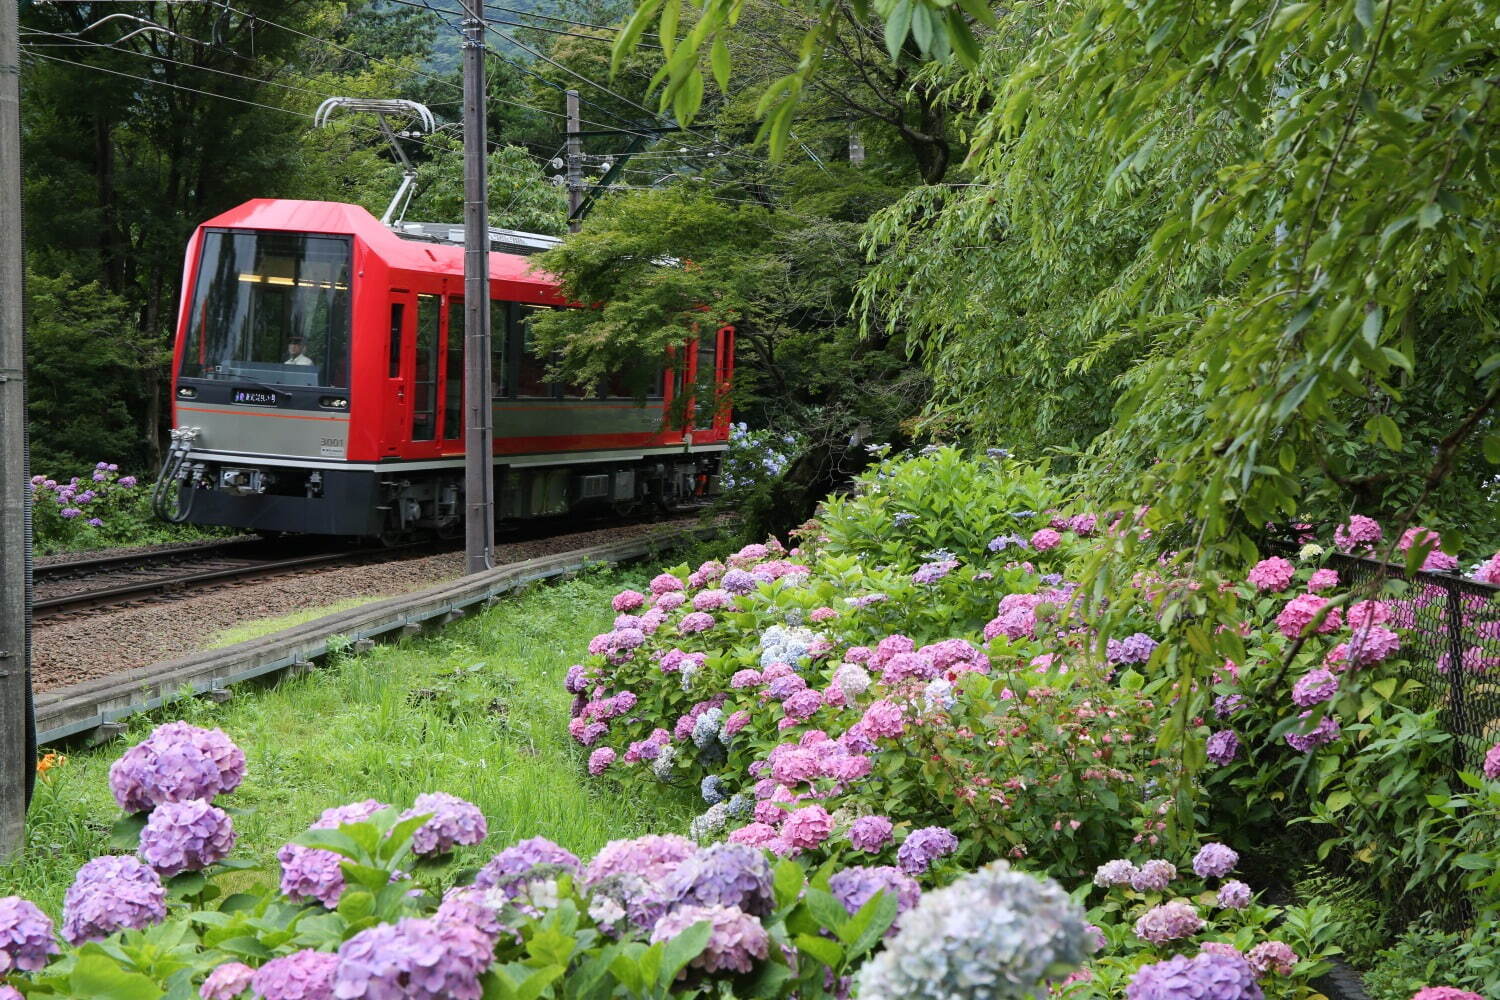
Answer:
460;0;494;574
565;89;582;234
1;0;34;859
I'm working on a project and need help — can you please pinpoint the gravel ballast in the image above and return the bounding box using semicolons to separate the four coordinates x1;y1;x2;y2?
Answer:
31;518;709;691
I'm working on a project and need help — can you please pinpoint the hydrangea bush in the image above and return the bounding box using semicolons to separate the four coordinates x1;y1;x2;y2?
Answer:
558;447;1500;996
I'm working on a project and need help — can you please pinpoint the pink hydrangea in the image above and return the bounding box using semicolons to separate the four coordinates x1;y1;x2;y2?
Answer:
1410;989;1485;1000
781;805;833;849
649;573;685;595
1248;557;1295;592
251;950;338;1000
1334;514;1382;552
650;904;769;974
1484;742;1500;780
724;711;750;737
678;612;715;634
200;961;255;1000
588;747;616;775
611;590;645;612
1474;553;1500;585
1347;599;1391;630
849;816;893;852
859;700;906;739
1347;625;1401;666
727;823;780;848
1399;527;1459;571
1291;668;1339;708
654;591;686;610
1276;593;1342;638
809;606;838;622
1247;940;1298;976
1134;900;1204;943
1030;528;1062;551
770;747;820;785
1307;568;1339;592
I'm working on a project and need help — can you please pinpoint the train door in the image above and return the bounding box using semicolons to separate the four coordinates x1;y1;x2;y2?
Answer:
384;291;412;454
409;292;441;453
440;296;464;452
692;332;719;432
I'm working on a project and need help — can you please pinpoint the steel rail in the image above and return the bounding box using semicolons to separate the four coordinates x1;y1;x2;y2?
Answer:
34;521;723;745
33;537;264;582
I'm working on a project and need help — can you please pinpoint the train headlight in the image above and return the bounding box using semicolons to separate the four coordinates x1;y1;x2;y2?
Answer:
176;386;198;399
319;396;349;410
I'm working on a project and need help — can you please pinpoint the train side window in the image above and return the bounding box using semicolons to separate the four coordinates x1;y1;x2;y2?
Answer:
443;298;464;441
412;294;439;442
388;304;404;378
515;305;550;398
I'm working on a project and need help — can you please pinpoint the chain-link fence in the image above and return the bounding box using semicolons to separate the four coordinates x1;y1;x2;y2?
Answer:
1271;542;1500;772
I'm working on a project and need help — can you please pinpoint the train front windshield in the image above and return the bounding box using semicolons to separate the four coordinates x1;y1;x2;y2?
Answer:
180;230;352;388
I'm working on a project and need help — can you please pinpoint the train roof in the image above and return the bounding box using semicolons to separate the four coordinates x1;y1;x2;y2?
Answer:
196;199;561;291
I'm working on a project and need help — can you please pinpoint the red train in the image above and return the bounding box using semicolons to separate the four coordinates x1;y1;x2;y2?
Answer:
161;198;731;539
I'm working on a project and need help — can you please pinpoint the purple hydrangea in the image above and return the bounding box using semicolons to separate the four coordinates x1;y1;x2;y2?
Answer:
1130;859;1177;892
849;815;894;853
1291;668;1339;708
1094;859;1139;888
897;826;958;875
1135;899;1205;943
721;569;758;595
401;793;487;856
278;799;391;908
828;865;921;932
911;560;958;585
1247;941;1299;976
436;886;507;944
200;961;255;1000
1127;951;1263;1000
662;843;774;916
766;673;808;700
584;835;697;886
1107;632;1159;666
564;665;589;694
1192;843;1239;879
0;983;19;1000
0;895;58;973
649;904;769;974
61;855;167;944
1284;712;1341;752
1217;880;1252;909
782;688;825;722
474;837;581;896
138;798;236;876
332;916;492;1000
108;721;246;813
1214;693;1247;718
678;612;715;634
1207;730;1240;765
252;949;338;1000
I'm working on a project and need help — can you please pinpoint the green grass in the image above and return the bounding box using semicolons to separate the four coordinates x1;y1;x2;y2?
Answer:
205;597;388;648
3;563;697;917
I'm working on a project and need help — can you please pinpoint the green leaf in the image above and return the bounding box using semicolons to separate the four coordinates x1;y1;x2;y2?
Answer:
658;920;711;986
795;932;845;970
216;935;273;960
946;9;981;68
1477;352;1500;381
1417;201;1442;229
883;0;913;60
673;68;705;128
658;0;679;57
1367;413;1401;450
1326;789;1352;812
909;3;935;54
772;859;805;908
292;828;363;859
1354;0;1375;31
1483;433;1500;464
109;812;149;852
710;37;731;91
71;953;165;1000
954;0;998;28
611;0;666;76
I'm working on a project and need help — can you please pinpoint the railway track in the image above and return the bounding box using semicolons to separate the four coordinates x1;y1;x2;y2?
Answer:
34;519;724;745
33;538;437;620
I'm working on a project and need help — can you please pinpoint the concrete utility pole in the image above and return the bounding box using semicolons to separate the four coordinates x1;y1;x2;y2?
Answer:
460;0;494;574
1;0;34;859
565;89;582;234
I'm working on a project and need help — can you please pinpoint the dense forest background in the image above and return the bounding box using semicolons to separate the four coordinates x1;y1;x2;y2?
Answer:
18;0;1500;548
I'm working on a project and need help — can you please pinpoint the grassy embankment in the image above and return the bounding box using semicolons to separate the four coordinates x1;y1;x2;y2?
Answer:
3;562;699;915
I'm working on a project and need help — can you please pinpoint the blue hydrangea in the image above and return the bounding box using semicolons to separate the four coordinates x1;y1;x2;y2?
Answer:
692;708;725;748
701;774;727;805
857;861;1092;1000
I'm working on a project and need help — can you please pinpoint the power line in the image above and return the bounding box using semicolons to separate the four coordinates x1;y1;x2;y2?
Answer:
22;48;317;118
482;3;627;35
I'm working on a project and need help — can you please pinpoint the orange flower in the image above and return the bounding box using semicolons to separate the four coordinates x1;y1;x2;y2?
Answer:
36;752;67;780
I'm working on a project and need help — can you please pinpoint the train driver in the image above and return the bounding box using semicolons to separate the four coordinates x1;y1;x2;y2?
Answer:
283;336;315;367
